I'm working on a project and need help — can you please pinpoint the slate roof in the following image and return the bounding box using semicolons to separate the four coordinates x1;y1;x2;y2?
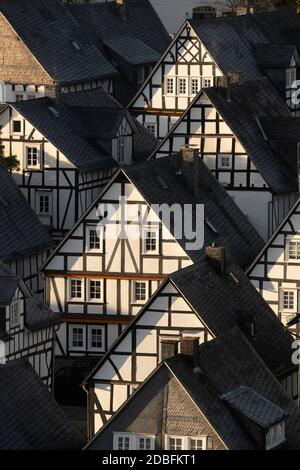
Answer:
165;328;300;450
132;120;160;163
0;261;18;305
258;116;300;142
67;0;170;61
170;256;294;377
190;7;300;80
102;36;161;66
0;164;54;262
253;44;296;69
11;92;121;171
204;79;297;192
123;155;264;267
24;294;60;331
221;386;288;428
0;360;84;450
0;0;117;84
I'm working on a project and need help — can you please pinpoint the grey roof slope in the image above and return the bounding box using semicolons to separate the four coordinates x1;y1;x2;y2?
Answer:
124;155;264;267
102;36;160;66
170;257;294;376
67;0;170;60
12;93;120;171
0;360;84;450
221;386;288;428
204;79;297;192
166;328;300;450
0;164;54;262
0;261;18;305
253;44;296;69
25;295;60;331
190;7;300;80
0;0;117;84
259;116;300;142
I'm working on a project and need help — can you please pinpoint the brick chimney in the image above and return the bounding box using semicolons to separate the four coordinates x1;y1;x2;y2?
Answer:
205;243;226;274
180;146;200;197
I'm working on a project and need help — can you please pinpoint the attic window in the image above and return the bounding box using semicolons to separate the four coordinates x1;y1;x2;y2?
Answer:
72;40;81;51
205;219;219;235
49;107;60;118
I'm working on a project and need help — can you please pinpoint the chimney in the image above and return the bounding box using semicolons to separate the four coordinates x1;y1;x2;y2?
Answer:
180;335;202;373
217;72;242;103
180;146;200;197
116;0;126;21
205;243;226;274
45;81;60;104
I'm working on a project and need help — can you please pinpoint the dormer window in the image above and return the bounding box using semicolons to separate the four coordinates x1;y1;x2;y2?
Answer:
266;421;286;450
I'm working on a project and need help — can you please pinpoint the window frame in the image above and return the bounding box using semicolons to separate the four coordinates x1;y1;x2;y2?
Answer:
190;77;200;96
165;435;207;450
15;93;24;102
87;325;105;352
177;77;188;96
202;77;213;88
165;76;176;96
36;191;52;216
70;325;86;351
286;235;300;263
12;119;22;134
68;278;84;301
219;154;232;169
86;278;104;303
141;225;160;255
132;280;149;304
281;288;297;313
145;123;157;137
113;433;155;450
25;145;40;169
10;300;21;328
86;226;104;253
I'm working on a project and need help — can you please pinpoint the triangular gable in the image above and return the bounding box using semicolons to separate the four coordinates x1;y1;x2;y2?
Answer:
130;21;222;111
85;277;213;384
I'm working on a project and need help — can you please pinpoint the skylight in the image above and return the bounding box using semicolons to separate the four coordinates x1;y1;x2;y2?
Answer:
49;107;60;118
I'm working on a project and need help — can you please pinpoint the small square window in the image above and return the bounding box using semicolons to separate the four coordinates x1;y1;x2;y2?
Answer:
178;78;187;95
142;226;159;254
86;226;103;252
282;290;297;312
138;437;154;450
133;281;148;303
165;77;174;95
15;93;24;102
71;327;84;349
288;240;300;260
26;147;39;168
145;123;157;136
88;279;103;302
12;120;21;133
69;279;83;300
202;78;212;88
167;437;182;450
117;436;130;450
37;192;51;215
219;155;232;169
189;438;204;450
88;326;104;351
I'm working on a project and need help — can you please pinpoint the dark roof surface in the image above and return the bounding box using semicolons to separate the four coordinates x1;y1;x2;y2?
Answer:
67;0;170;60
0;360;84;450
221;386;288;428
204;79;297;192
166;328;300;450
253;44;296;69
190;8;300;80
0;0;117;83
0;261;18;305
0;165;54;262
124;155;264;267
170;257;294;376
12;90;122;171
259;116;300;142
25;295;60;331
102;36;161;65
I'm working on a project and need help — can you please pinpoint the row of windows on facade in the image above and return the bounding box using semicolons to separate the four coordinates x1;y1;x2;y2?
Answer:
164;76;213;97
68;278;148;303
114;433;206;451
70;325;104;351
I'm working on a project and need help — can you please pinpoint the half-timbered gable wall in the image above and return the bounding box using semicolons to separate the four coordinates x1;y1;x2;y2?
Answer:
43;175;193;358
0;107;117;238
88;279;212;434
130;23;222;140
7;252;48;296
4;285;56;389
248;199;300;341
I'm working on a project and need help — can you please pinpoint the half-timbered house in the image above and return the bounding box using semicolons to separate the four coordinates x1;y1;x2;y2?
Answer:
66;0;171;105
41;153;263;360
0;261;60;389
130;8;300;140
0;164;54;294
0;89;154;239
0;359;84;450
150;78;298;239
0;0;118;104
83;248;296;435
247;195;300;335
85;328;300;450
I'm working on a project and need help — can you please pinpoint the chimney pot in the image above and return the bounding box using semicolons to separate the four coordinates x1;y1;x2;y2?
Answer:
205;244;226;274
